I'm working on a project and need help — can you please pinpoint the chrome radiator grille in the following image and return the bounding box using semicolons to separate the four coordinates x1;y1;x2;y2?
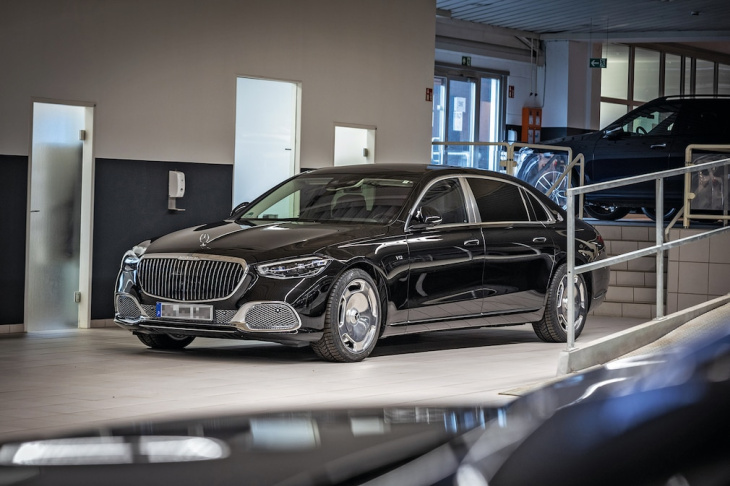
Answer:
138;256;247;302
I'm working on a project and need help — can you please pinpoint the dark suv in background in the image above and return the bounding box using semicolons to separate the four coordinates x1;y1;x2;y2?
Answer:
516;95;730;220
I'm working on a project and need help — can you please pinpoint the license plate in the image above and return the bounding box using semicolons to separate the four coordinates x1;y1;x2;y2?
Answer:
156;302;214;321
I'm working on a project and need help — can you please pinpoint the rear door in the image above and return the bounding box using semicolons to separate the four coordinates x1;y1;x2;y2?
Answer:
465;176;558;322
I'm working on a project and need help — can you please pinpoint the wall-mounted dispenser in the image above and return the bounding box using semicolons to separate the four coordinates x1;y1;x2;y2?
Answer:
168;170;185;211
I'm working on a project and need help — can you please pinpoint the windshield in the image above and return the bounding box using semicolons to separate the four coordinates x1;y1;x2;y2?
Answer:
235;173;416;224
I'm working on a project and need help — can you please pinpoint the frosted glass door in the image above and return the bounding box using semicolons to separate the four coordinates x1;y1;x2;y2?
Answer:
27;102;85;331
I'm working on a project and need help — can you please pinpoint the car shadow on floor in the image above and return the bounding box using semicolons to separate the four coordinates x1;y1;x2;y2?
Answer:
115;325;544;363
371;326;543;358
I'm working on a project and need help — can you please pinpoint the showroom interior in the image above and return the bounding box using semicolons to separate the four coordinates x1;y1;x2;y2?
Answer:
2;0;730;446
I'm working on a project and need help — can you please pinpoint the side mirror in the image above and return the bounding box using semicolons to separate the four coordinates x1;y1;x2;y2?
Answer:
230;201;249;218
603;127;625;140
410;206;443;230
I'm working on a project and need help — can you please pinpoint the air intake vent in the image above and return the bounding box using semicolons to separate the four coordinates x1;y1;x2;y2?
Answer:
244;303;300;331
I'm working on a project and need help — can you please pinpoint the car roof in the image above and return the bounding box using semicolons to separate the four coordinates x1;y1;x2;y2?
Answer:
301;163;520;182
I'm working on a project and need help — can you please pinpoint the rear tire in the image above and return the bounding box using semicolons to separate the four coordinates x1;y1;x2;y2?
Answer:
583;203;631;221
641;206;679;222
533;263;588;343
136;333;195;350
311;269;381;362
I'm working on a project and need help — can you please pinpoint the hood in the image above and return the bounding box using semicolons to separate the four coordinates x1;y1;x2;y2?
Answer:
145;220;387;263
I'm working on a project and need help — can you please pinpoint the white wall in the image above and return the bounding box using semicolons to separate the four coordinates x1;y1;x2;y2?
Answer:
0;0;436;167
543;40;602;131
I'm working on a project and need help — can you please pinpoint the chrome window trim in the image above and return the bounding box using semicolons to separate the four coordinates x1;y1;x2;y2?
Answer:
405;174;475;230
406;173;558;231
463;175;557;227
138;253;249;303
520;187;557;224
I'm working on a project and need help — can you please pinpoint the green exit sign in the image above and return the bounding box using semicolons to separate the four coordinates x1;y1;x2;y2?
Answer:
462;56;471;66
590;58;607;68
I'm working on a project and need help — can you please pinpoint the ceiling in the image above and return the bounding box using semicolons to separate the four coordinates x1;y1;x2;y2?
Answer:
435;0;730;56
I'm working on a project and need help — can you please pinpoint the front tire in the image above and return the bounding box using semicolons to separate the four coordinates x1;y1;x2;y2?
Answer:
311;269;381;362
136;333;195;350
533;263;588;342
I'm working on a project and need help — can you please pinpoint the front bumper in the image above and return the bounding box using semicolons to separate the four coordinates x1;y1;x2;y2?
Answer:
114;292;323;345
114;252;336;346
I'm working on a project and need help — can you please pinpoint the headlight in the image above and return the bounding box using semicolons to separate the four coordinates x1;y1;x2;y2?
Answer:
120;240;150;271
257;257;331;279
122;251;140;272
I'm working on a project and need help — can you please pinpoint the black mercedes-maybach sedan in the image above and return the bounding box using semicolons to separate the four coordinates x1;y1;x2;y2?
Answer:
114;164;609;362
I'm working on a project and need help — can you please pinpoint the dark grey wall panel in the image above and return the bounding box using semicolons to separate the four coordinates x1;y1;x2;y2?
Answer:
0;156;28;325
92;158;233;319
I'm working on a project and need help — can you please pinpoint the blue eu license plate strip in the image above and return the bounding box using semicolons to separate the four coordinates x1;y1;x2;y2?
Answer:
156;302;214;321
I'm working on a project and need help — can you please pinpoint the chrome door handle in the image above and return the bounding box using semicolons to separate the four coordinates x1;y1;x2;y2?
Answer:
532;237;547;243
650;143;667;149
464;239;480;246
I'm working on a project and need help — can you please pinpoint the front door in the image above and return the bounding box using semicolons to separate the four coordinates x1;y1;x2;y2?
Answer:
406;177;485;325
589;101;679;205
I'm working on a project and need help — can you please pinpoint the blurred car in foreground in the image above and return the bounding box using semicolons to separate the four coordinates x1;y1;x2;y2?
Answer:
114;164;608;362
516;95;730;221
2;321;729;485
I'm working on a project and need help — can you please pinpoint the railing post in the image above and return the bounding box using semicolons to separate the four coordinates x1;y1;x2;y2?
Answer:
566;173;576;350
655;178;665;319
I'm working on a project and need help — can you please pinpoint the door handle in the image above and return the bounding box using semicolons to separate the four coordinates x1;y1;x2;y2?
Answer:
650;143;667;149
532;237;547;243
30;210;40;213
464;239;480;246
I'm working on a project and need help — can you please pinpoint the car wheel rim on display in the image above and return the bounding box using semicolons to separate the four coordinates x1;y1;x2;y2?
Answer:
556;274;586;332
337;279;378;353
534;169;567;208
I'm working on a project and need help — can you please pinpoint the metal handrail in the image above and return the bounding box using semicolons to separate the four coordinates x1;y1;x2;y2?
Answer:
565;152;730;351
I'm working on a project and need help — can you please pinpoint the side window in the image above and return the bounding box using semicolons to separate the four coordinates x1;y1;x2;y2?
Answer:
419;178;468;224
676;103;730;137
467;177;529;222
619;103;679;136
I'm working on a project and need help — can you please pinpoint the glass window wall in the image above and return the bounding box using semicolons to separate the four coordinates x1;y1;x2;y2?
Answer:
664;54;682;96
633;48;660;102
601;44;629;99
695;59;715;94
718;64;730;95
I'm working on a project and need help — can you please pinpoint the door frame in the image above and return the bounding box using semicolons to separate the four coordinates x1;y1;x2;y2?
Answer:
25;98;96;331
433;63;508;168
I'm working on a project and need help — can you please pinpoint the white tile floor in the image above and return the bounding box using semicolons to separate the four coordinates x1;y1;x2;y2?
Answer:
0;316;643;442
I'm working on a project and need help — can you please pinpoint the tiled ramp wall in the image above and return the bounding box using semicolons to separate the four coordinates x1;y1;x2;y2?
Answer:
590;224;730;318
